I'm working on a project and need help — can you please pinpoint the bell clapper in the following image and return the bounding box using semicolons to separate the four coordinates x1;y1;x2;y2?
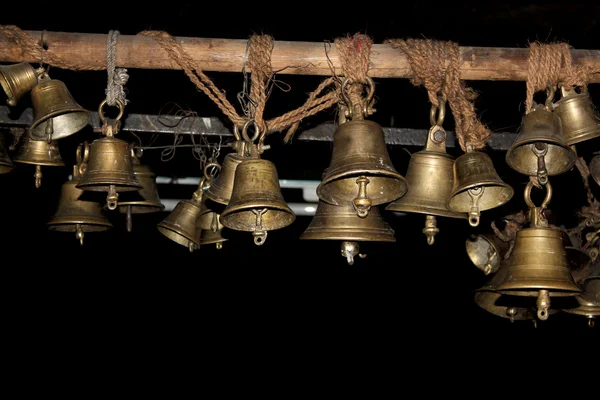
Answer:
532;142;549;185
353;176;372;218
536;289;551;321
216;242;223;250
45;118;53;144
341;241;361;265
252;208;269;246
423;215;439;245
34;165;42;188
106;184;119;210
589;318;595;328
532;320;538;329
75;224;84;246
211;212;219;233
506;307;517;323
126;205;133;233
467;186;484;227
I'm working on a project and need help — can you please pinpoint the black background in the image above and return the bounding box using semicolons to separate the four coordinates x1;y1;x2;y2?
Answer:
1;1;599;353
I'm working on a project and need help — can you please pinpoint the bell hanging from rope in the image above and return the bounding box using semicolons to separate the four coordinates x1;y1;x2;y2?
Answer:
0;62;40;106
317;78;407;218
446;148;513;227
563;268;599;327
506;103;575;185
205;130;246;205
496;181;581;321
115;147;164;232
47;144;112;246
76;100;141;210
29;71;90;141
590;153;600;187
198;209;228;250
12;129;64;188
386;100;466;244
465;233;509;276
553;86;600;145
300;200;395;265
0;132;15;174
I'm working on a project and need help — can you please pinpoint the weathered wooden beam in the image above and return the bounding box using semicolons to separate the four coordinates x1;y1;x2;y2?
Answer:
1;30;599;81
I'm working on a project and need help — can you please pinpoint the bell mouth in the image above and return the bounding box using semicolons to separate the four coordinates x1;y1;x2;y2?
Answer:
496;287;581;297
157;224;200;248
47;219;112;232
221;204;296;232
474;292;535;321
116;203;165;213
386;200;466;219
447;183;514;213
29;110;91;141
506;142;575;176
317;171;408;206
300;226;396;242
13;159;64;167
76;182;142;192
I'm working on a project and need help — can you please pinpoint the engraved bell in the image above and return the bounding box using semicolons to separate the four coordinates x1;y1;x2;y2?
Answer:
506;104;575;184
220;157;295;246
198;209;228;250
553;86;600;145
12;130;64;188
29;72;90;141
466;233;509;275
496;181;581;321
563;268;599;327
47;145;112;246
0;62;40;106
447;150;514;227
0;132;15;174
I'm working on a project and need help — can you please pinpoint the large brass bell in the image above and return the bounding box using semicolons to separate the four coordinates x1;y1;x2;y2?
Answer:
466;233;509;275
29;72;90;141
220;157;295;246
564;268;599;327
116;147;164;232
447;149;513;227
0;62;40;106
386;101;465;244
205;132;246;205
553;86;600;145
301;200;395;265
317;78;407;218
590;154;600;187
506;103;575;185
0;132;15;174
47;144;112;246
12;130;64;188
496;181;581;321
77;100;141;210
198;209;228;250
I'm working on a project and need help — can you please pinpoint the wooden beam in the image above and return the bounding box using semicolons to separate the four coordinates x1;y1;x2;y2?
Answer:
1;30;600;81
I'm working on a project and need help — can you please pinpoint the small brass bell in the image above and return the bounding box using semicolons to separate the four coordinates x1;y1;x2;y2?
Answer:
301;200;395;265
220;157;295;246
205;151;245;205
496;181;581;321
12;130;64;188
29;72;90;141
48;145;112;246
116;148;164;232
0;62;40;106
506;104;575;184
563;269;599;327
387;101;465;244
590;154;600;187
198;209;228;250
466;233;508;275
0;133;15;174
447;149;514;227
553;86;600;145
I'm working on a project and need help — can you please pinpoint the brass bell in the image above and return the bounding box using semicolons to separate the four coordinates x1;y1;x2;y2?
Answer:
317;118;407;218
447;150;514;227
553;86;600;145
157;200;203;252
198;209;228;250
506;104;575;184
12;130;64;188
48;146;112;246
205;151;245;205
496;181;581;321
300;200;394;265
590;154;600;187
0;62;40;106
29;72;90;141
220;158;295;246
116;149;164;232
387;102;465;244
563;268;599;327
466;233;508;275
0;133;15;174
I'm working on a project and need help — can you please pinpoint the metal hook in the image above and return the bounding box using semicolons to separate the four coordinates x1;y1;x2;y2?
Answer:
524;180;552;209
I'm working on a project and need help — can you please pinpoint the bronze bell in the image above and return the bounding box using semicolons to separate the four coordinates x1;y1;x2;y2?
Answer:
0;62;40;106
157;200;203;252
590;154;600;187
301;200;394;265
447;150;514;227
496;181;581;321
0;133;15;174
553;86;600;145
12;130;64;188
48;147;112;246
386;105;465;244
76;138;142;210
205;151;245;205
221;158;295;245
317;118;408;218
116;150;164;232
29;72;90;141
198;209;228;250
563;269;599;327
506;104;575;184
466;233;509;275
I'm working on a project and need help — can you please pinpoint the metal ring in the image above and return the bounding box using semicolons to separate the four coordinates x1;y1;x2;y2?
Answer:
76;141;90;164
429;98;446;127
233;125;242;141
98;98;125;125
203;162;222;180
340;77;376;119
524;180;552;209
241;119;261;143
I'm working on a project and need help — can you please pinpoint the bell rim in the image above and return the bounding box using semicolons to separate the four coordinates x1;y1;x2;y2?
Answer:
199;236;229;245
47;218;113;229
220;205;296;232
30;106;90;129
317;173;408;206
505;144;576;176
473;292;535;320
13;159;65;167
447;182;514;212
204;190;231;206
116;202;165;213
496;286;582;297
299;229;396;242
563;305;600;317
385;202;467;219
157;223;201;247
75;182;143;192
0;73;17;101
221;201;296;219
563;130;600;145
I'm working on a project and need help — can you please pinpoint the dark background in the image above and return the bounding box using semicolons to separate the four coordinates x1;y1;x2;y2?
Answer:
1;1;599;352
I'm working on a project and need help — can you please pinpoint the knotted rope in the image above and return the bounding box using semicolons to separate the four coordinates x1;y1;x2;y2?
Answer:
105;30;129;106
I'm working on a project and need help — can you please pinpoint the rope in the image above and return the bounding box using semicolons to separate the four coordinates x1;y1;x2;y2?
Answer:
385;38;490;152
490;210;527;259
105;30;128;106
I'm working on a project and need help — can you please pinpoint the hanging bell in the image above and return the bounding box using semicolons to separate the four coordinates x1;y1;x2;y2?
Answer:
0;132;15;174
198;209;228;250
506;104;575;185
496;181;581;321
116;149;164;232
466;233;509;275
447;150;513;227
220;158;295;246
301;200;394;265
157;200;203;252
0;62;39;107
553;86;600;145
590;154;600;187
205;151;245;205
563;269;599;327
12;130;64;188
29;72;90;141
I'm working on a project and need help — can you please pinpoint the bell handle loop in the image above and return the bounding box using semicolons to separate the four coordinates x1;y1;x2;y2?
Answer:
524;180;552;210
192;176;209;204
429;98;446;127
98;98;125;136
203;162;222;182
241;119;261;144
233;125;242;141
544;85;556;109
340;76;375;120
